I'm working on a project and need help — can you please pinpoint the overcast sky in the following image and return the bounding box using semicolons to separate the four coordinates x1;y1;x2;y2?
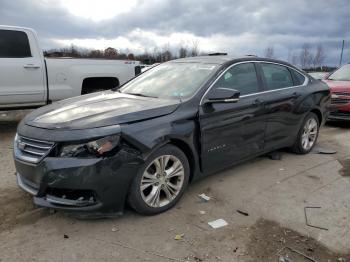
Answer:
0;0;349;65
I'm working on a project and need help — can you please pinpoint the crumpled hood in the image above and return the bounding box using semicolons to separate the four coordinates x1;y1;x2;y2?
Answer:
323;80;350;93
24;91;180;130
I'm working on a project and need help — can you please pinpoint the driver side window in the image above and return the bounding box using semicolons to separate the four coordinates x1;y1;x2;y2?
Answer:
212;63;259;96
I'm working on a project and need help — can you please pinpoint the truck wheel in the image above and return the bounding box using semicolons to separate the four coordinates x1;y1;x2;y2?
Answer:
291;112;319;154
128;145;190;215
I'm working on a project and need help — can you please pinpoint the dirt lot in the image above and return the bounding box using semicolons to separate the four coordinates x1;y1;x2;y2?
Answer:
0;110;350;262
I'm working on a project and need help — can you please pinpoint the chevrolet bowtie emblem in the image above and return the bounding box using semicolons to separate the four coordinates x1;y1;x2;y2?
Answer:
18;141;26;150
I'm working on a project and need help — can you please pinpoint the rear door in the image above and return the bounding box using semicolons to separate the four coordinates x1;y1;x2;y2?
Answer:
257;62;306;150
199;62;266;174
0;29;46;106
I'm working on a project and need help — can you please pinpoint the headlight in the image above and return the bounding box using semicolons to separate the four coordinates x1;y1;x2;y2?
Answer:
60;135;120;157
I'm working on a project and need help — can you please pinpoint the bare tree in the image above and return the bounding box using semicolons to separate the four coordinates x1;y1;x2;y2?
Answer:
299;43;315;69
178;45;188;58
312;44;326;68
190;39;200;57
161;43;172;62
264;46;274;58
292;53;299;66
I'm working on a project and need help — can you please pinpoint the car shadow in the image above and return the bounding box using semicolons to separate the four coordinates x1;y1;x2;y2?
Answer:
326;121;350;128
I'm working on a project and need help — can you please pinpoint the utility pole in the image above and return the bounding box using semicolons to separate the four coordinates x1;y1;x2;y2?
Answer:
339;40;345;67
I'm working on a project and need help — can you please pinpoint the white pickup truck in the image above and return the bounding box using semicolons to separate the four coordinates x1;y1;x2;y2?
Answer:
0;25;141;109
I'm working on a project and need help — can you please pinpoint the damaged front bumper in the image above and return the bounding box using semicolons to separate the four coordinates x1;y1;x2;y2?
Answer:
14;146;143;216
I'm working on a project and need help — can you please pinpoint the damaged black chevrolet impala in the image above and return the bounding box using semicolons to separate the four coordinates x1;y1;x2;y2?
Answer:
14;56;330;216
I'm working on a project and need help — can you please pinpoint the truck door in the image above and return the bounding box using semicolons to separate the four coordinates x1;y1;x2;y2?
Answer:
0;29;46;107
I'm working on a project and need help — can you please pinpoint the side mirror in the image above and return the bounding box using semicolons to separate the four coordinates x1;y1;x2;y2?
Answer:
205;88;240;104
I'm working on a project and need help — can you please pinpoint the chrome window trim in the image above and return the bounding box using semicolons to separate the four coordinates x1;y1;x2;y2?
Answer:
200;60;308;105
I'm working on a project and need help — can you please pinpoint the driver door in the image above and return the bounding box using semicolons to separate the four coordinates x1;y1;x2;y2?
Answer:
199;62;267;174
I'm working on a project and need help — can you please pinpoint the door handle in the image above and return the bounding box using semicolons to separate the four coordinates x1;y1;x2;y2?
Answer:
252;98;265;107
23;64;40;69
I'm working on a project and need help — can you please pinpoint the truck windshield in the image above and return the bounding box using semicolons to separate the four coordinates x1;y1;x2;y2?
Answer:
119;62;218;99
328;64;350;81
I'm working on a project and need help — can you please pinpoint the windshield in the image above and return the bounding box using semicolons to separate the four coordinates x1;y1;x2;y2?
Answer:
119;62;218;99
328;64;350;81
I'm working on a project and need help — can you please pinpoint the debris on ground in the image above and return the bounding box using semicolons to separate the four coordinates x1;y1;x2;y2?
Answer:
248;219;350;261
312;146;337;154
193;255;203;261
64;234;69;239
208;219;228;229
97;238;186;262
339;159;350;177
277;246;317;262
304;207;328;231
111;226;119;232
268;151;283;160
174;234;184;240
236;210;249;216
198;193;211;202
199;210;206;215
278;254;293;262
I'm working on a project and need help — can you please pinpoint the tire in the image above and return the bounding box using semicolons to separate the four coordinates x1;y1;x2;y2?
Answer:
291;112;320;154
128;144;190;215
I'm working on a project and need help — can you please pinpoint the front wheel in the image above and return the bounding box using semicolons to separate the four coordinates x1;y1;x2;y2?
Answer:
128;145;190;215
291;112;320;154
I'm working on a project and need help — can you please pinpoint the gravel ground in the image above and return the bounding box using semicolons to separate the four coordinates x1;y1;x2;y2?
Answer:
0;110;350;262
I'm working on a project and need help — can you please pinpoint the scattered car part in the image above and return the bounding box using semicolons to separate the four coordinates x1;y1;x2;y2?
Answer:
198;193;211;202
304;206;329;231
312;146;337;154
236;210;249;216
277;246;317;262
208;219;228;229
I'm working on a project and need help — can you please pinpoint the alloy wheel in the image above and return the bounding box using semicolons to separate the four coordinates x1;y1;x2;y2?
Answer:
140;155;185;208
301;118;318;150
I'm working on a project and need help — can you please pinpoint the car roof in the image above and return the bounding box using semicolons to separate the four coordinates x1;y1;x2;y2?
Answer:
171;55;296;68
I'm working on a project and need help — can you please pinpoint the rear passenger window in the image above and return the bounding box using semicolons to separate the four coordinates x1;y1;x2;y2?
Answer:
291;70;306;85
261;63;293;90
0;30;32;58
212;63;259;96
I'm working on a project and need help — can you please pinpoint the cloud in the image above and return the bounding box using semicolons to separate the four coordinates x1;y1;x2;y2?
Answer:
0;0;349;65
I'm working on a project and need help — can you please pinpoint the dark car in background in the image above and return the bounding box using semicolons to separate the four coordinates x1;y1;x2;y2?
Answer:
323;64;350;121
14;56;330;216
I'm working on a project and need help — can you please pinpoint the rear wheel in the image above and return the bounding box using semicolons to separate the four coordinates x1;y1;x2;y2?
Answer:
291;112;319;154
128;145;190;215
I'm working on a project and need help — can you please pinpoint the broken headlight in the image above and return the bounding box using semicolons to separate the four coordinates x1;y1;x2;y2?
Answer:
59;135;120;157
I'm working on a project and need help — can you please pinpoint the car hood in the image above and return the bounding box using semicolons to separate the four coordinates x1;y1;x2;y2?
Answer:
24;91;180;130
323;80;350;93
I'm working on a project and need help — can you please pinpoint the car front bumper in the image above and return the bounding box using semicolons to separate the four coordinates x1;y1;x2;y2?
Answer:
14;147;143;216
328;104;350;121
329;93;350;121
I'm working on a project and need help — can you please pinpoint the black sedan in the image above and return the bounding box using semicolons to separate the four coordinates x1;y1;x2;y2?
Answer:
14;56;330;216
